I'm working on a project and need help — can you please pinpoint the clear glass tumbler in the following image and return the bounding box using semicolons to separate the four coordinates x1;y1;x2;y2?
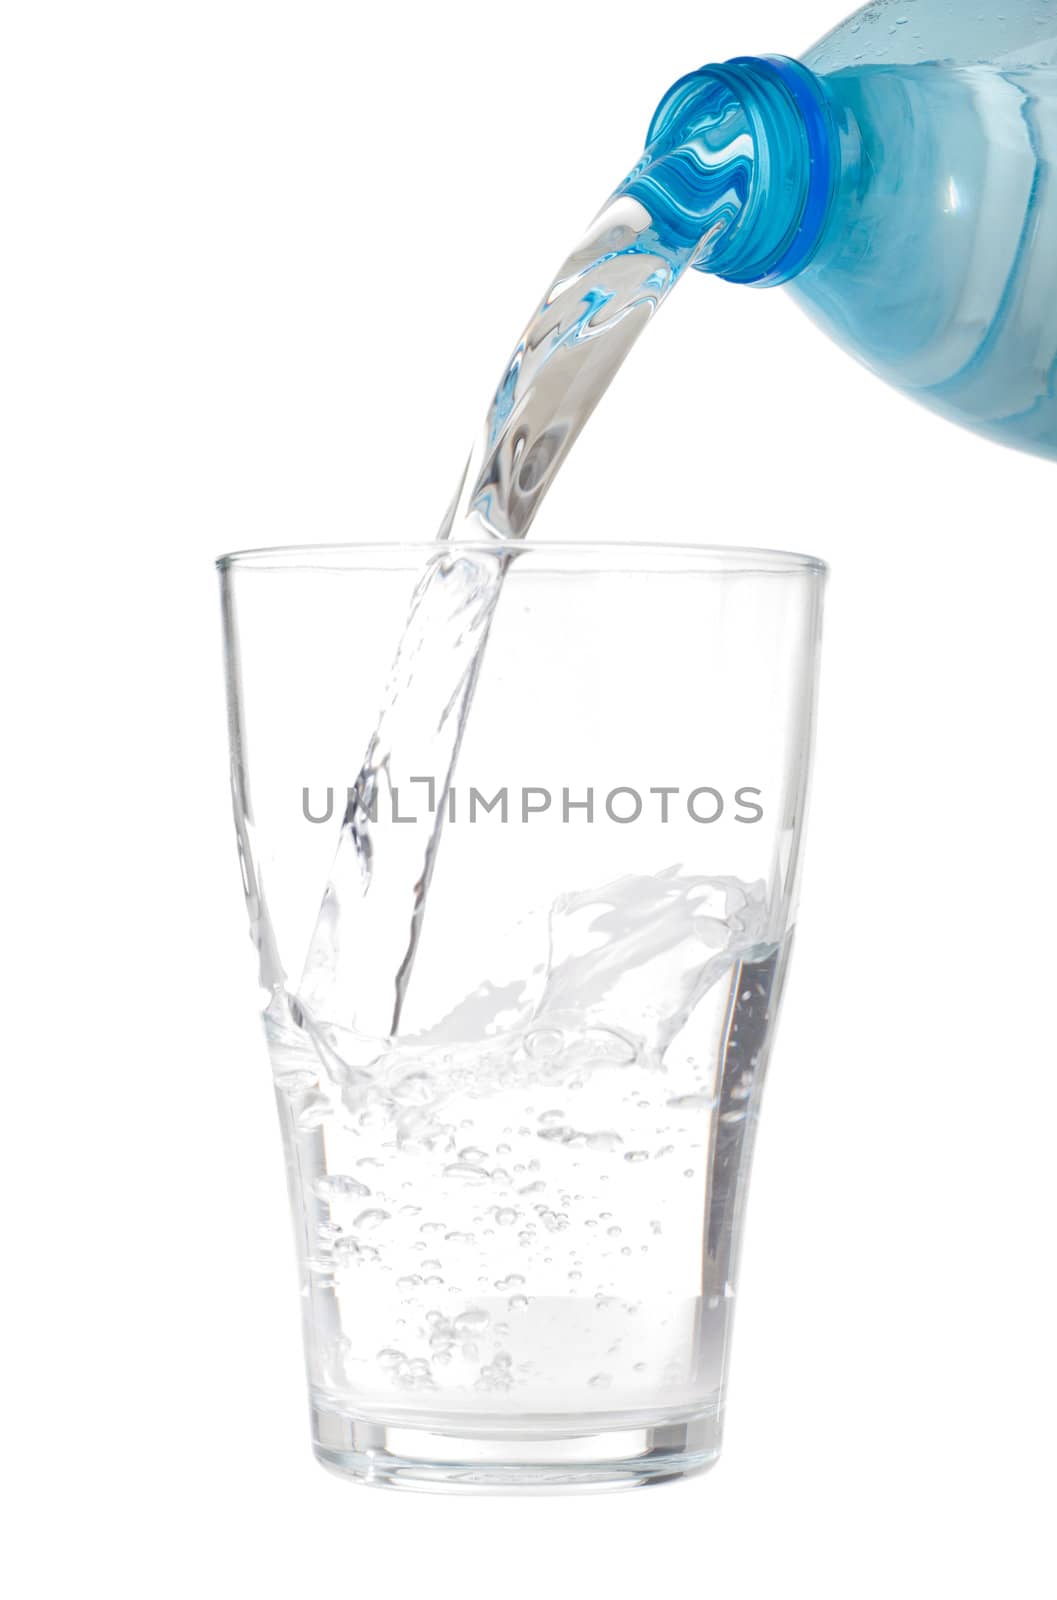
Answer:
218;540;826;1491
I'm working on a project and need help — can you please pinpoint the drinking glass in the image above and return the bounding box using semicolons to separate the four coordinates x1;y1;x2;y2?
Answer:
218;540;826;1491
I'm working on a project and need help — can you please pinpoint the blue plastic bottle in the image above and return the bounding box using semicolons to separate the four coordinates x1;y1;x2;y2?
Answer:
649;0;1057;459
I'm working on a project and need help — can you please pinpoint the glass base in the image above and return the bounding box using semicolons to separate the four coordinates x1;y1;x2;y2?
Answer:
312;1403;722;1493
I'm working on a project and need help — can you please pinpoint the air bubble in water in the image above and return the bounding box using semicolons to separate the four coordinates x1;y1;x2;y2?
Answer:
586;1131;623;1153
315;1174;371;1200
295;1093;330;1131
354;1209;390;1232
667;1093;715;1111
454;1309;491;1334
525;1028;564;1060
336;1238;378;1264
443;1162;489;1183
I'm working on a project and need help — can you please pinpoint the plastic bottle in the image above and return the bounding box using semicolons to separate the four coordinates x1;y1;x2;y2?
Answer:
649;0;1057;459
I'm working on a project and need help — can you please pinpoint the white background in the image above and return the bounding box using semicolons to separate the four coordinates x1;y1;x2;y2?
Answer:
3;1;1055;1594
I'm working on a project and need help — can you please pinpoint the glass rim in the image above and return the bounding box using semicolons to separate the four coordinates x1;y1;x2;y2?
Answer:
216;540;828;578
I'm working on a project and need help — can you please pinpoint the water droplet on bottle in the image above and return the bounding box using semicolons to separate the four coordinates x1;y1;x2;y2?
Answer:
624;1150;649;1164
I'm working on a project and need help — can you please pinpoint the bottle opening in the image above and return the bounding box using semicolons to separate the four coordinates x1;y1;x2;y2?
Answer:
645;55;838;288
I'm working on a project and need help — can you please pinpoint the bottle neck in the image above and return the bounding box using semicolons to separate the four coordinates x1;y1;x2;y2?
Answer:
646;56;839;288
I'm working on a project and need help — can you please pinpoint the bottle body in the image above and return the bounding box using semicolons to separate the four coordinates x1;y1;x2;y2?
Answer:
795;4;1057;458
668;1;1057;459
